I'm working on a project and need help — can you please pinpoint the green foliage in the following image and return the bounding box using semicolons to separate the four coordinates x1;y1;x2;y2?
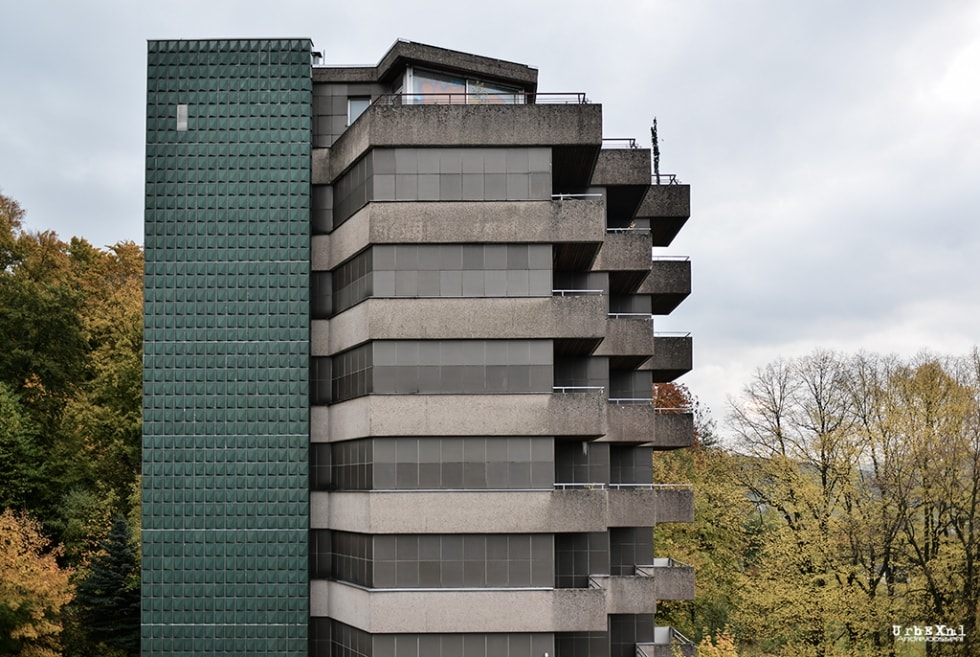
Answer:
0;382;45;511
0;192;144;559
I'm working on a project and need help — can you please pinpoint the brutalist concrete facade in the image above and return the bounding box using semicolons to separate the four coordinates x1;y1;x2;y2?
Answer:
144;38;695;657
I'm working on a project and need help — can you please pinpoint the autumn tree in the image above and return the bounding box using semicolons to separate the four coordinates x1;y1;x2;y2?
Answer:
0;509;73;657
653;383;749;643
0;192;143;564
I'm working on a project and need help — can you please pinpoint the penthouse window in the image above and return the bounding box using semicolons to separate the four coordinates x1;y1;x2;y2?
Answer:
406;67;524;105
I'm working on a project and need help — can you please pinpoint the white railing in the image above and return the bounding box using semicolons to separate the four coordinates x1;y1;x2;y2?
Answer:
552;385;605;393
552;289;604;296
551;193;604;201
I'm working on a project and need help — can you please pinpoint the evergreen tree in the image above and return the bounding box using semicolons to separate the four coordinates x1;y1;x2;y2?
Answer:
73;515;140;656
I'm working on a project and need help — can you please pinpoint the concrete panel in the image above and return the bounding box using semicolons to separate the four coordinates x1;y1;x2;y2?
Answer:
313;489;608;534
312;582;607;633
642;258;691;315
608;486;694;525
637;184;691;247
649;335;693;382
327;199;605;268
638;184;690;219
594;317;654;359
653;411;695;450
594;230;653;272
310;406;330;443
644;563;695;600
311;235;331;271
591;148;651;186
324;391;608;441
329;104;603;180
603;405;694;449
590;575;658;614
311;148;330;184
323;296;606;355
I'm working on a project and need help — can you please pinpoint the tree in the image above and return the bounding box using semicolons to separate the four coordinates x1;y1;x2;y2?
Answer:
0;382;44;511
653;384;749;643
0;509;73;657
72;515;140;656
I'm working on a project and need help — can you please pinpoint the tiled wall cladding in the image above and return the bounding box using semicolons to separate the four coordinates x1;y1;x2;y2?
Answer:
143;39;311;656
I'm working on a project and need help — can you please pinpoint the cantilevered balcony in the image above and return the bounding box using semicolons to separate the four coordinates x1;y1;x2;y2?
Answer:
315;389;607;442
603;402;694;449
636;182;691;247
328;101;603;182
588;559;694;613
638;558;696;600
311;485;692;534
642;257;691;315
594;316;654;370
315;198;605;269
645;333;693;382
608;484;694;525
314;295;606;355
311;580;607;633
593;228;654;274
638;627;696;657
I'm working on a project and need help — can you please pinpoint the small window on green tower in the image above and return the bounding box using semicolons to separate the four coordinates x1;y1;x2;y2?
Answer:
176;104;188;131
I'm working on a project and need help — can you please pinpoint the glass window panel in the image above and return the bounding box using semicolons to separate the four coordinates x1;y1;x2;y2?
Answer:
485;271;507;296
394;174;418;200
393;270;418;296
461;270;485;296
506;270;530;296
439;270;462;296
347;96;370;125
484;149;506;174
418;174;439;199
373;149;396;174
484;173;506;200
417;149;440;174
460;149;483;174
461;173;484;199
394;148;419;173
417;245;441;271
484;245;507;270
439;149;462;174
373;270;395;296
439;173;462;200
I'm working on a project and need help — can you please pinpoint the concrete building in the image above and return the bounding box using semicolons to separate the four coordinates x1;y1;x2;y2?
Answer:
143;38;694;657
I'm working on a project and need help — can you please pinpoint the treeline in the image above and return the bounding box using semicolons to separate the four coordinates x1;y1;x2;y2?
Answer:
0;192;142;656
657;350;980;657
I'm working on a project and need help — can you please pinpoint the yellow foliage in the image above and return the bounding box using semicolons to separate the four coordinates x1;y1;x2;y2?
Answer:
0;509;73;655
697;630;741;657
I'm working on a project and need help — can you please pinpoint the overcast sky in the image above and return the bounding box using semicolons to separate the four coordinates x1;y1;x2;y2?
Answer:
3;0;979;431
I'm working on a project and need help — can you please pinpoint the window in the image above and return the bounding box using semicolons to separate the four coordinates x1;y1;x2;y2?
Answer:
407;67;524;105
347;96;371;125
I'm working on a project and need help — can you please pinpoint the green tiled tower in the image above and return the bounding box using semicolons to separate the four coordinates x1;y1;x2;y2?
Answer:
143;39;312;655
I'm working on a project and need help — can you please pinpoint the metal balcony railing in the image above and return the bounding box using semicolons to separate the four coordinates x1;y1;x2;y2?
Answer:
551;193;604;201
651;173;681;185
552;386;605;393
374;91;589;105
552;289;604;296
602;137;639;149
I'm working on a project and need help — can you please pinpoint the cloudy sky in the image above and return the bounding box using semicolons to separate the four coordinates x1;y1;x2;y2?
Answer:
2;0;979;430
